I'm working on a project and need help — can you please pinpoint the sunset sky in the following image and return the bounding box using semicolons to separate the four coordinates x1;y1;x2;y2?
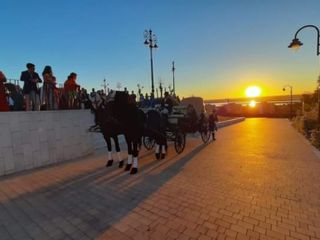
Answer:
1;0;320;100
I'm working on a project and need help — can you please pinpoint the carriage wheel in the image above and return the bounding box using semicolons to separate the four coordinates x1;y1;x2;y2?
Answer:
200;122;211;143
143;136;156;150
174;131;186;154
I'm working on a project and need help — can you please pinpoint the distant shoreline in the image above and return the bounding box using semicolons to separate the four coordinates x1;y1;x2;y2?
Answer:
204;94;303;104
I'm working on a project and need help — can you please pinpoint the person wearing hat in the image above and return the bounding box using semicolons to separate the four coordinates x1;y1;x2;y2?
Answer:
20;63;42;111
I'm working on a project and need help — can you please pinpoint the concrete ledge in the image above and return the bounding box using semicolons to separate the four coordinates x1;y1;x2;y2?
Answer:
217;117;245;128
0;110;99;176
0;110;245;177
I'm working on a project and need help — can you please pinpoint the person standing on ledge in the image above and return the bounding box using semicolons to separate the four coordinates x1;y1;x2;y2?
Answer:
0;71;9;111
42;65;56;110
20;63;42;111
64;72;80;109
208;108;219;141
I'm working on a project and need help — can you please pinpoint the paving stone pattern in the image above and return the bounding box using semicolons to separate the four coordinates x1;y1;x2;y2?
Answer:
0;118;319;240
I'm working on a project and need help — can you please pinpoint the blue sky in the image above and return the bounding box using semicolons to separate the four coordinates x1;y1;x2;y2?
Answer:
1;0;320;99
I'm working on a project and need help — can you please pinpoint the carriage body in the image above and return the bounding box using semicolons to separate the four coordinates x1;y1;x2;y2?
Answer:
162;96;211;153
169;97;209;135
88;92;210;155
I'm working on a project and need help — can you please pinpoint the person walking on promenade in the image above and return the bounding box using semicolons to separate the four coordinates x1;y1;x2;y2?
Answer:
20;63;42;111
63;72;80;109
208;108;219;141
42;65;56;110
0;71;9;111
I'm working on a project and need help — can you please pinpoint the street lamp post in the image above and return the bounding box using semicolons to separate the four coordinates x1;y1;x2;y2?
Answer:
159;80;163;98
101;78;109;94
283;85;293;120
288;24;320;123
288;25;319;55
144;29;158;96
172;61;176;95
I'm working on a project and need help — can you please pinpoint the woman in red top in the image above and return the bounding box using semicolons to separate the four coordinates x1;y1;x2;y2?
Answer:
0;71;9;111
63;72;80;109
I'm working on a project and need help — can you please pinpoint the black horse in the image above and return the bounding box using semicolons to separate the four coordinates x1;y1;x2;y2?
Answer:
90;91;166;174
89;94;124;168
113;91;144;174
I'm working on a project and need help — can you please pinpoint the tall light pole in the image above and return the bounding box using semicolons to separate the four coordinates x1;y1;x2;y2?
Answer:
144;29;158;96
101;78;109;94
158;78;163;98
172;61;176;95
288;24;320;123
283;85;293;120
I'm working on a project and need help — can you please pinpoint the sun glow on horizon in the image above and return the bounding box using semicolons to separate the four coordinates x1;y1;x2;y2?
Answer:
246;86;261;98
249;100;256;108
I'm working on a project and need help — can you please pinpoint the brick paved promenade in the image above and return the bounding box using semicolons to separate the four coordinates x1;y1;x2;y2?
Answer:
0;118;320;240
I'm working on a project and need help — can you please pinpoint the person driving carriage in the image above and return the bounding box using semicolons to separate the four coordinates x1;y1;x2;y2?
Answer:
162;91;174;114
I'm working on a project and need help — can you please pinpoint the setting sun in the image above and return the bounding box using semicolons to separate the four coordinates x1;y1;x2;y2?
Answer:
246;86;261;98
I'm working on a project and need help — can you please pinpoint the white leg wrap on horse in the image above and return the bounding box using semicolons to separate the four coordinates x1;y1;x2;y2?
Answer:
133;157;138;168
108;151;112;160
161;146;166;154
127;154;132;164
155;144;160;153
116;152;121;162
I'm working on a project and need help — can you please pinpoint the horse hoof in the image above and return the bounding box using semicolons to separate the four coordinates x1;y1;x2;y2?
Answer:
125;164;132;171
130;168;138;174
106;159;113;167
155;153;160;160
118;160;124;168
161;154;166;159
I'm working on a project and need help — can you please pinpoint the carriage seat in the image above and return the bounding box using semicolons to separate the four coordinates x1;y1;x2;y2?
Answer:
172;105;187;115
166;105;186;124
167;113;185;124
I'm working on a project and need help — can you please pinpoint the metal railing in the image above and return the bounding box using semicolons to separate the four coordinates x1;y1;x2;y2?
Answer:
6;78;20;86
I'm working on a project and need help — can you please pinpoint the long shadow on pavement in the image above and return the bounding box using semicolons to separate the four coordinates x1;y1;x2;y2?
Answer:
0;140;209;239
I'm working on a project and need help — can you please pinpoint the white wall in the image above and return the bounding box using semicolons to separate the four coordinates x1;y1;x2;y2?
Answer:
0;111;245;177
0;110;104;176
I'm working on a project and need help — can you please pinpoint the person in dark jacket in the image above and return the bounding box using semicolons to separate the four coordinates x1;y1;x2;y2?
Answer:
162;91;174;114
208;108;218;140
20;63;42;111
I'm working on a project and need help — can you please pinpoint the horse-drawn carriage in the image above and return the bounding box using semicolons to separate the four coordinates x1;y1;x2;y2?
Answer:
87;91;211;174
143;96;211;154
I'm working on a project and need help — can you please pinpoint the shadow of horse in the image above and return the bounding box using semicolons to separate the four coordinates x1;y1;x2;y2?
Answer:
0;139;208;239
